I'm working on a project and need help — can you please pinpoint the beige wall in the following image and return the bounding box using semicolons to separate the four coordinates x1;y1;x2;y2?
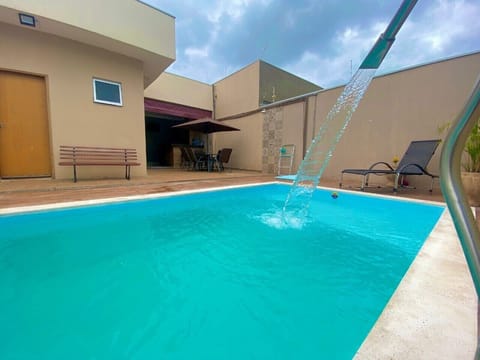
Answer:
259;61;321;104
0;0;174;57
145;72;212;110
212;102;305;173
322;52;480;187
0;0;175;86
214;60;320;121
213;114;263;171
282;101;309;170
270;52;480;189
0;22;147;180
214;61;260;119
207;52;480;179
258;99;311;174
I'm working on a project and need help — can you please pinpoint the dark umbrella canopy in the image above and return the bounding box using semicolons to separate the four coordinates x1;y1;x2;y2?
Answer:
172;118;240;154
172;118;240;133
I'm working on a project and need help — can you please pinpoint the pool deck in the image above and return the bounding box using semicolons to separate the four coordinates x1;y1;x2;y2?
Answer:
1;168;478;358
0;168;448;209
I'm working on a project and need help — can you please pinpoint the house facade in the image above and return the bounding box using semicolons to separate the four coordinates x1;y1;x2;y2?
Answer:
144;60;321;170
1;0;479;190
146;51;480;191
0;0;175;179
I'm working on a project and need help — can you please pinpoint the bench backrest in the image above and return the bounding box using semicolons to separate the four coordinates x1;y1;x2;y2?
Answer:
60;145;138;164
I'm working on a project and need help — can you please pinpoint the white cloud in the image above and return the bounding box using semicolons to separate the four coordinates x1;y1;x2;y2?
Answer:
416;0;479;52
376;0;480;78
286;0;480;88
184;46;209;59
339;27;359;44
284;51;351;89
284;21;382;88
173;0;274;83
148;0;480;87
284;11;297;29
204;0;271;24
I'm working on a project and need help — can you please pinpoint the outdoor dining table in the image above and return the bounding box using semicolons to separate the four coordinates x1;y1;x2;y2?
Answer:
192;150;216;172
206;153;217;172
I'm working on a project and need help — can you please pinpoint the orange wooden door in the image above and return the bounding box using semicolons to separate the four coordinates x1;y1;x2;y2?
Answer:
0;71;51;178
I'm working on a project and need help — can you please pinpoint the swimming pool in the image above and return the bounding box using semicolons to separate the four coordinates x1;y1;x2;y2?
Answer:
0;183;444;359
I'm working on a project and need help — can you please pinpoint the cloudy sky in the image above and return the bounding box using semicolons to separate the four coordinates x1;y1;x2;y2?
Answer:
145;0;480;89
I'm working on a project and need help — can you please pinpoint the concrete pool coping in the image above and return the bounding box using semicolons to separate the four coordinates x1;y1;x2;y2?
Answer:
355;208;477;359
0;181;476;358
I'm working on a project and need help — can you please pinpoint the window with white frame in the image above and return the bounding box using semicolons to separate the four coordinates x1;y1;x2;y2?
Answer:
93;78;123;106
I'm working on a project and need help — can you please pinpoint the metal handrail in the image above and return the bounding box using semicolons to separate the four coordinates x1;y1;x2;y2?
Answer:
439;75;480;357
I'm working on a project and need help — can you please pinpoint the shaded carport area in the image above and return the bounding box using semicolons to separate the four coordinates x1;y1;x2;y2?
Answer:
144;98;212;167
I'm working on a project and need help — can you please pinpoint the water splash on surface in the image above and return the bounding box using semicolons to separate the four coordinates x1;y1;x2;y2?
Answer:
258;208;310;230
282;68;377;222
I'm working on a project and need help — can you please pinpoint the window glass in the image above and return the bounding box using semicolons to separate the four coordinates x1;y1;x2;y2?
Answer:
93;78;123;106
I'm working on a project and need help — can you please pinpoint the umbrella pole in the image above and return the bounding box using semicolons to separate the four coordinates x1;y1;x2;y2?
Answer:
206;133;212;171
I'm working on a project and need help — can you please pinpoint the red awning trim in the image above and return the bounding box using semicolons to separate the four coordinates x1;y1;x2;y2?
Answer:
144;98;212;119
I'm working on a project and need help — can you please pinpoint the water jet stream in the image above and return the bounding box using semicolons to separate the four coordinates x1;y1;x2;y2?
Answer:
282;0;418;224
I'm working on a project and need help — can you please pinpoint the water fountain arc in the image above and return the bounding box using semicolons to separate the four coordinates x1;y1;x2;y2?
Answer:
281;0;418;227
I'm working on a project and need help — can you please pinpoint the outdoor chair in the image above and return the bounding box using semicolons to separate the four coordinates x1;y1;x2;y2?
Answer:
185;147;207;170
213;148;232;172
179;146;194;169
339;139;441;192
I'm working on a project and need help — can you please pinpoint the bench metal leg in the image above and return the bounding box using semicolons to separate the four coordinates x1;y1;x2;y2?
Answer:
125;165;131;180
73;165;77;182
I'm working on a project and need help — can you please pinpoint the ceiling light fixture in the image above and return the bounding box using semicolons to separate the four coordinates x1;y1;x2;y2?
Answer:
19;13;36;27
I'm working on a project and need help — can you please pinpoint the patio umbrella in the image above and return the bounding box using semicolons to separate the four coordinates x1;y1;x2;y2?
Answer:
172;118;240;153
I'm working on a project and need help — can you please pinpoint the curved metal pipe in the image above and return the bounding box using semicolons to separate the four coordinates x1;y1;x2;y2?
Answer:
439;76;480;356
360;0;418;69
440;76;480;293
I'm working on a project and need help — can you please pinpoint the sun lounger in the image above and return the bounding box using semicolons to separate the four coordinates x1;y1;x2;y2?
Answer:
339;139;441;192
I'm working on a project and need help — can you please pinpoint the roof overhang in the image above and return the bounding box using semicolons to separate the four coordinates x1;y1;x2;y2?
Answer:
0;1;176;87
145;98;212;119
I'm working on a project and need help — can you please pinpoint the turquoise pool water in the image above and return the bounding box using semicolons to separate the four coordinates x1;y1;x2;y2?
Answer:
0;184;444;359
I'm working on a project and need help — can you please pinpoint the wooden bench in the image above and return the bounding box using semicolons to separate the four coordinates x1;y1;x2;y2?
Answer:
59;145;140;182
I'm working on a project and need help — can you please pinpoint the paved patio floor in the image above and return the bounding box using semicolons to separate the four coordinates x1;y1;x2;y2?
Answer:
0;168;447;209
